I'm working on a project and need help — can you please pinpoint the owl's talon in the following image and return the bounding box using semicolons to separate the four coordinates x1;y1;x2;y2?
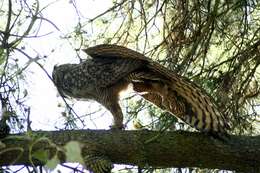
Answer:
110;124;125;130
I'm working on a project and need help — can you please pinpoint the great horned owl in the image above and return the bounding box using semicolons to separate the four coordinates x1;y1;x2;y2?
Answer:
52;44;229;134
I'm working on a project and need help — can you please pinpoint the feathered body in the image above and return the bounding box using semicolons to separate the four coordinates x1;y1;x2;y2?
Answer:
52;44;229;134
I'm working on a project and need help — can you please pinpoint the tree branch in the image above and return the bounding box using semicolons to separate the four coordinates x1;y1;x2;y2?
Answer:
0;130;259;172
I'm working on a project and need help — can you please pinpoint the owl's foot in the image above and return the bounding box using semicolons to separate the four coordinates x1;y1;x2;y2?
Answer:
206;130;230;143
110;124;125;130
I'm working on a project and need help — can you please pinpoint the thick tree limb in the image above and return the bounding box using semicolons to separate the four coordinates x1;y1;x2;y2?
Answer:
0;130;259;172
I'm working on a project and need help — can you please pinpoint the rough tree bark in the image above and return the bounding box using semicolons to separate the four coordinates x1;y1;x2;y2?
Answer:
0;130;259;172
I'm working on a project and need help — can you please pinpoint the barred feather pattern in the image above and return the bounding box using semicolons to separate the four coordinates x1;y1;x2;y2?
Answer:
84;155;113;173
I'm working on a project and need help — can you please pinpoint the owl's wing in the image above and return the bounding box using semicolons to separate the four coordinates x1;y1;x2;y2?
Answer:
83;44;174;83
79;57;145;89
83;44;150;61
82;44;151;88
83;44;181;81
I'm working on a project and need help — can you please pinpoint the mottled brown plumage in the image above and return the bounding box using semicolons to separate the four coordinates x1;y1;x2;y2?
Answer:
52;44;229;134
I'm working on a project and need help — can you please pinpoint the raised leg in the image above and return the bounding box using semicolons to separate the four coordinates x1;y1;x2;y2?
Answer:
132;81;170;109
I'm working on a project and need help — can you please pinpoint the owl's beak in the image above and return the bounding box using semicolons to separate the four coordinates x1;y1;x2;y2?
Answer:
57;89;67;98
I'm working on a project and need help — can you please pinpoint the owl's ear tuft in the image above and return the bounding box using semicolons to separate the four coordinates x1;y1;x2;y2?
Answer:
53;64;60;70
54;64;58;68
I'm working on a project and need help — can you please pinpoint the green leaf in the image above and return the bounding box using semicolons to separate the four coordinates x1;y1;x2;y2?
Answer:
64;141;84;164
45;155;60;170
32;150;48;163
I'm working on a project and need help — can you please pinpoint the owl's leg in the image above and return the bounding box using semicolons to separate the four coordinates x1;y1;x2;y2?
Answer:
133;82;187;120
132;81;171;109
101;95;124;129
106;101;124;129
101;82;129;129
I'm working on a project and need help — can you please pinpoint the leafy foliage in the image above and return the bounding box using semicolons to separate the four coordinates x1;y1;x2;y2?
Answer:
0;0;42;134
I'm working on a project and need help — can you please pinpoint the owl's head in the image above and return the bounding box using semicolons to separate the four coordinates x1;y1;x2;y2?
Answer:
52;64;66;87
52;64;75;96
